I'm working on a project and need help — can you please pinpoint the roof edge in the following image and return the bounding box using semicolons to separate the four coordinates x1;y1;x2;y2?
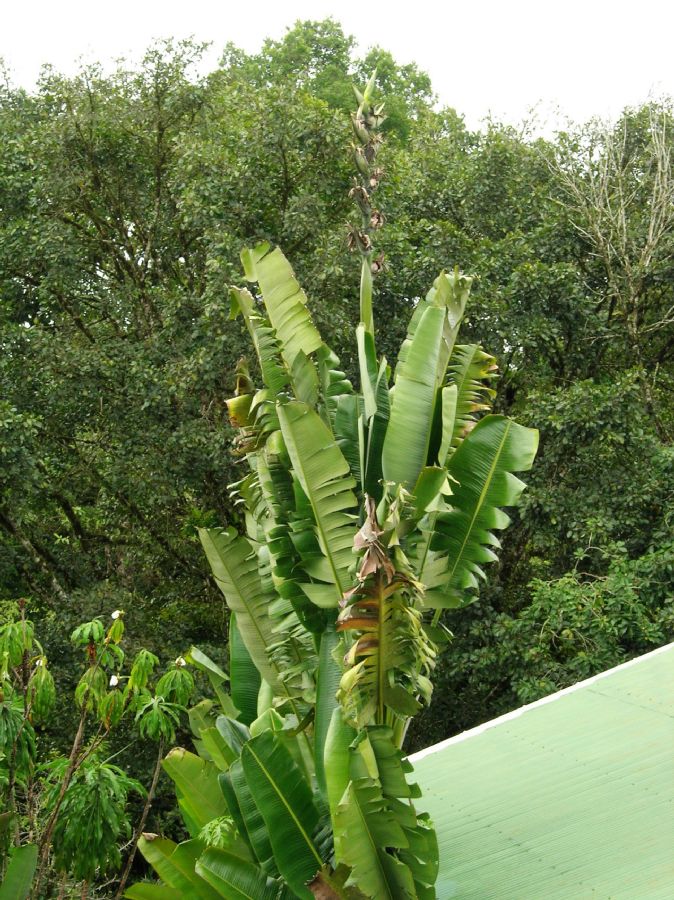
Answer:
410;640;674;763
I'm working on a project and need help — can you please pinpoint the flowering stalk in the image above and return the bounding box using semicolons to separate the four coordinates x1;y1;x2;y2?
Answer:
347;71;386;336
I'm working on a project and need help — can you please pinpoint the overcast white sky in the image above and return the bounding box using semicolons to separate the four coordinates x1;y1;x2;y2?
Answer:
2;0;673;130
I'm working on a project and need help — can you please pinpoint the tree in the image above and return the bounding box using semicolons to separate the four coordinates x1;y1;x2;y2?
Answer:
553;104;674;437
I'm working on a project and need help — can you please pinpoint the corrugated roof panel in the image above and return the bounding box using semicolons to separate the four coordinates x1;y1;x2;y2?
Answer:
411;643;674;898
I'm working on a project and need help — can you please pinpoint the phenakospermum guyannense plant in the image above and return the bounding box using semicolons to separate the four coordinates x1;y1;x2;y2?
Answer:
130;76;538;900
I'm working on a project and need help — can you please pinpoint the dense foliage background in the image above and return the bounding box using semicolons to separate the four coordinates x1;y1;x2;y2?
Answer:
1;18;672;769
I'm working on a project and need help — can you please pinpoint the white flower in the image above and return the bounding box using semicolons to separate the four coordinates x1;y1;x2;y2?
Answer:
109;674;119;687
111;610;122;620
175;656;187;668
35;658;44;667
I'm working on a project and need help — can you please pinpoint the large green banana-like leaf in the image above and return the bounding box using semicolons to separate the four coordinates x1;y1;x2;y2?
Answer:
229;288;288;399
0;844;37;900
229;470;267;543
428;414;538;607
363;357;390;501
257;450;307;596
313;623;341;800
162;749;229;834
228;758;277;875
395;269;472;382
317;343;354;432
334;394;362;486
290;350;319;407
196;847;292;900
260;543;318;708
323;707;357;826
135;837;221;900
218;771;255;861
216;715;251;758
334;781;414;899
241;731;331;898
277;400;358;601
334;730;416;899
399;815;439;900
445;344;497;453
229;613;261;726
258;445;327;635
363;729;438;898
357;324;390;500
198;715;250;776
334;728;438;899
198;528;279;690
199;726;236;774
357;324;379;421
241;244;322;369
436;385;458;467
381;305;446;487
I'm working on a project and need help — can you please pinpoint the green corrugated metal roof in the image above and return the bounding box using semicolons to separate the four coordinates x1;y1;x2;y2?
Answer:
411;643;674;899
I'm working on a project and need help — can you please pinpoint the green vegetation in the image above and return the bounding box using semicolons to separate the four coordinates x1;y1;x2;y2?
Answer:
0;17;672;896
0;603;198;896
129;74;535;897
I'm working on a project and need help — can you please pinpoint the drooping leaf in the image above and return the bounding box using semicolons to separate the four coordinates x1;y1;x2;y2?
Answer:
127;648;160;694
333;782;413;900
29;660;56;722
399;814;440;900
334;728;438;899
